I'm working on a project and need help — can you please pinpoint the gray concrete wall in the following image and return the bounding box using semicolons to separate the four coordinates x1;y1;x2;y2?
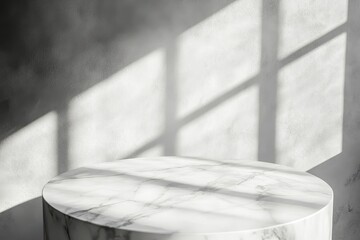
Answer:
0;0;359;239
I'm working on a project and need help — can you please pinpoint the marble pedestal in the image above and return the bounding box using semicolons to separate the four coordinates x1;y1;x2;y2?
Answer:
43;157;333;240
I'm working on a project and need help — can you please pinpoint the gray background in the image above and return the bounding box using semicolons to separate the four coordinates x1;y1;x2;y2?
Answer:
0;0;359;239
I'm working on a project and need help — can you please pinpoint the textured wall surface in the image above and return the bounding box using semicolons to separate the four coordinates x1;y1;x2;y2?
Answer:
0;0;359;240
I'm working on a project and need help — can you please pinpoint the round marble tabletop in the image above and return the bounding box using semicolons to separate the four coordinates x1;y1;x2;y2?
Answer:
42;157;333;240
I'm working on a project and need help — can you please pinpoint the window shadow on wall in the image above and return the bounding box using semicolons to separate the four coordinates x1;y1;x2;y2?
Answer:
0;0;359;239
309;1;360;238
126;0;347;167
258;0;279;163
0;0;238;173
0;1;238;239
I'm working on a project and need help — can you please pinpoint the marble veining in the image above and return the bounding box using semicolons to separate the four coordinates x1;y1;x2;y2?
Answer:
43;157;333;240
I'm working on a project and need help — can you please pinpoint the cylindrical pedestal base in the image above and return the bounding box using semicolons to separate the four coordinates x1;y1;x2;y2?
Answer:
43;199;332;240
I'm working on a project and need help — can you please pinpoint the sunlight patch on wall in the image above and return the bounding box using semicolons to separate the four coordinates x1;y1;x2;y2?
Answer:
179;85;258;161
0;112;57;212
177;0;261;119
279;0;348;58
68;49;164;168
277;33;346;170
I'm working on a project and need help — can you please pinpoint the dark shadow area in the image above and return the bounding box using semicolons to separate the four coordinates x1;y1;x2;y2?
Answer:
0;0;237;143
258;0;280;163
163;42;178;155
57;104;69;174
0;197;43;240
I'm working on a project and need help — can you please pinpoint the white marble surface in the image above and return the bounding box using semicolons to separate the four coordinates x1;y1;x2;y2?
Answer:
43;157;333;240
